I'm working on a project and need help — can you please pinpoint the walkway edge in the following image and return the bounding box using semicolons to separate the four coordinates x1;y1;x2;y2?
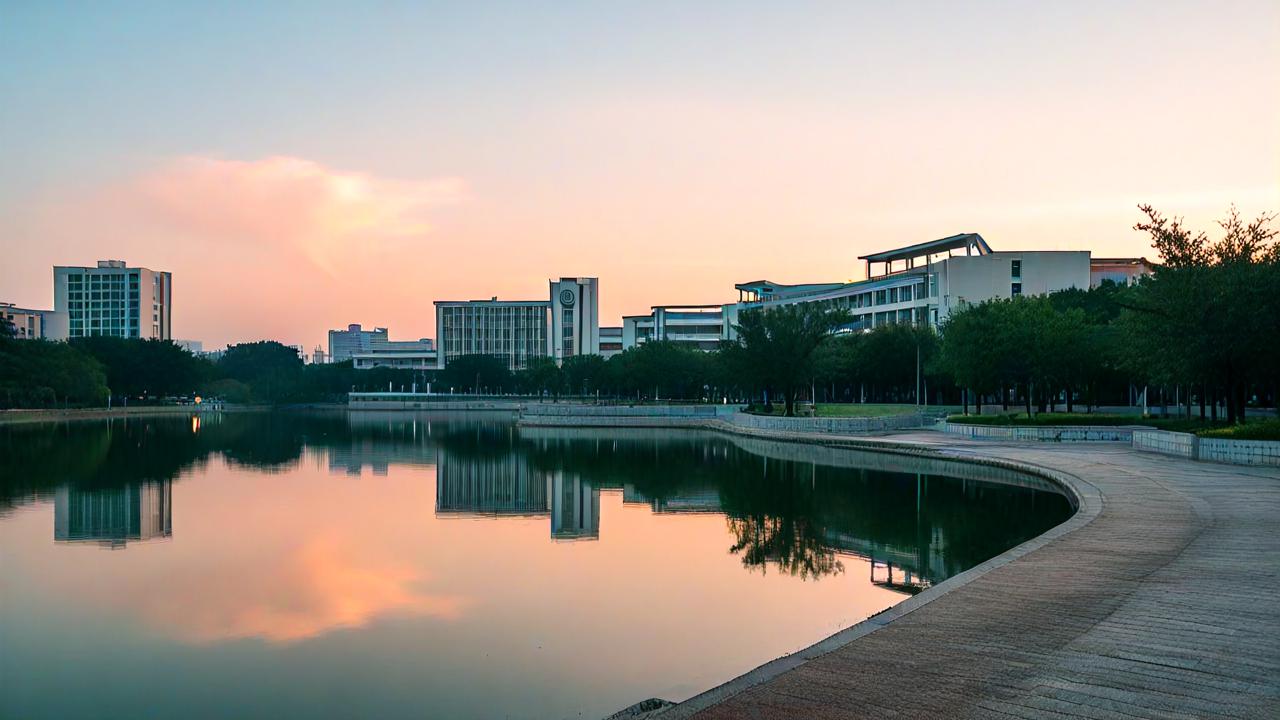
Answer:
623;423;1106;719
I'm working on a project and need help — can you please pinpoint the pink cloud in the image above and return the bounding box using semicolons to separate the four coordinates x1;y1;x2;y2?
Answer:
130;155;466;275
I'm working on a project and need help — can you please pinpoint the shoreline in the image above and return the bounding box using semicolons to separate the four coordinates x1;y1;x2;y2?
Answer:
637;425;1280;719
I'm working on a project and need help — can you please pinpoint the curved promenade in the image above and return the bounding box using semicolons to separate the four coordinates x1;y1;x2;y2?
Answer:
660;428;1280;720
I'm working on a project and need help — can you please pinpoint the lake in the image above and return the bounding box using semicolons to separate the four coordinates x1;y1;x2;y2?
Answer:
0;411;1072;719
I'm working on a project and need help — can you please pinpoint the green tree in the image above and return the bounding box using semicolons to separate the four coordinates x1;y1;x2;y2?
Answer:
438;354;511;394
728;304;852;416
218;341;304;403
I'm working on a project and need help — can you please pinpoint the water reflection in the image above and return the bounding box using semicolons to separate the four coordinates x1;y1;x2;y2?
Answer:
54;480;172;548
0;412;1073;720
0;412;1070;589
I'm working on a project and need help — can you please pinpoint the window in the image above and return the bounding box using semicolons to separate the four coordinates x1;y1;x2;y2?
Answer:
1011;282;1023;297
1011;260;1022;278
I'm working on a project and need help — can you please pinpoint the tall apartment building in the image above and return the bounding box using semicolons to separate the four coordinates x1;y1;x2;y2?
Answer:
434;277;601;371
328;324;388;363
52;260;171;340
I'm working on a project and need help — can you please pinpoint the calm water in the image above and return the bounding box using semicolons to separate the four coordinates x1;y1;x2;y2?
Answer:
0;411;1071;719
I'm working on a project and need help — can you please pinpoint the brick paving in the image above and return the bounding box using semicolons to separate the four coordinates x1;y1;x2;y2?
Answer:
669;433;1280;720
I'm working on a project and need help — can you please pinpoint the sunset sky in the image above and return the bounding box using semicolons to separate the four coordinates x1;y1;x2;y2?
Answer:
2;1;1277;350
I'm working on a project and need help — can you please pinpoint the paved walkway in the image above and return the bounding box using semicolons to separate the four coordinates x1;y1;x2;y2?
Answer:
669;432;1280;720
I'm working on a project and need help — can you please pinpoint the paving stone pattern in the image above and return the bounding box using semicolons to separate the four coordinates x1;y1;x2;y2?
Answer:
681;434;1280;720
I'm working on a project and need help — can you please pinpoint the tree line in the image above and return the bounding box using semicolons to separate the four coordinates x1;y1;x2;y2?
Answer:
4;206;1274;420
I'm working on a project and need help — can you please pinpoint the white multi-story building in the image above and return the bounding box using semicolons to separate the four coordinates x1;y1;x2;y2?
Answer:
434;277;601;371
549;277;600;363
1;303;63;340
619;233;1094;351
52;260;171;340
351;338;437;370
328;324;388;363
740;233;1090;329
599;326;623;358
622;304;738;351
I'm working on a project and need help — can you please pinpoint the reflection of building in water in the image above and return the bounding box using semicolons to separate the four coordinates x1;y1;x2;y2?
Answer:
327;414;442;475
54;481;172;549
435;450;549;516
622;483;721;514
549;472;599;541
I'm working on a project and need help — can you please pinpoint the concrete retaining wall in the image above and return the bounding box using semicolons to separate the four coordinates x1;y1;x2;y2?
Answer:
349;399;523;411
1131;429;1280;466
730;412;924;434
521;404;735;418
1200;437;1280;465
941;422;1135;443
1132;429;1198;458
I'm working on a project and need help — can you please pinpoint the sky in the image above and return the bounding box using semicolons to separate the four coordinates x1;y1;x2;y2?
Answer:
2;1;1277;350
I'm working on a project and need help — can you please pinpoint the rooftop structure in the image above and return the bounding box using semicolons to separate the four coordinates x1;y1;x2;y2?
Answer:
1090;257;1157;287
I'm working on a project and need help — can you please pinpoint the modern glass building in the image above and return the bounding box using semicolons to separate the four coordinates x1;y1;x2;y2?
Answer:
52;260;172;340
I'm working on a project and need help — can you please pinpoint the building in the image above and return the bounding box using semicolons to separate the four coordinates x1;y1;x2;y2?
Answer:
622;304;737;351
174;339;203;354
599;326;623;358
434;277;601;371
52;260;172;340
435;299;550;371
54;481;173;549
1089;257;1157;287
741;233;1089;331
311;347;327;364
328;324;388;363
548;472;600;541
351;338;437;370
1;303;63;340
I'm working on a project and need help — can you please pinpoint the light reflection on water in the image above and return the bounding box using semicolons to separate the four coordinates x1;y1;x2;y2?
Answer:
0;411;1070;720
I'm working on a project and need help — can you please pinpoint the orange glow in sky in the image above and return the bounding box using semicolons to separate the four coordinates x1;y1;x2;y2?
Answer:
1;3;1276;349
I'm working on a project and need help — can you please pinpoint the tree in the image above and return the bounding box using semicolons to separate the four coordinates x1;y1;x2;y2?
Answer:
71;337;211;400
1125;204;1279;422
218;341;304;403
729;304;852;416
561;354;607;397
438;354;511;394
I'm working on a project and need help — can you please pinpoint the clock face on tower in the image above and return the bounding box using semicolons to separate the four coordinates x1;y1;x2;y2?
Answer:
559;288;576;306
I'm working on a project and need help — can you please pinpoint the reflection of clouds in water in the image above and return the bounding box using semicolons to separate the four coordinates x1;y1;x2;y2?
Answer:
146;534;466;644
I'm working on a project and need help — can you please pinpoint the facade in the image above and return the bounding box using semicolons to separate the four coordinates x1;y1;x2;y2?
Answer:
52;260;172;340
599;326;623;358
435;299;550;371
743;233;1090;330
434;277;601;371
351;338;437;370
1;303;62;340
549;277;600;363
328;324;388;363
622;304;737;351
1090;257;1157;287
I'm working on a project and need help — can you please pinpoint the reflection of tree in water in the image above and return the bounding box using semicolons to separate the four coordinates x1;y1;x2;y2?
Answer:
728;516;843;579
717;458;844;579
1;414;1072;585
522;433;847;579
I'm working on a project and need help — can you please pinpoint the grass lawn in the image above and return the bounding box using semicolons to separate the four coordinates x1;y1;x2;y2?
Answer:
748;403;935;417
946;412;1280;438
1198;419;1280;441
816;403;929;417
